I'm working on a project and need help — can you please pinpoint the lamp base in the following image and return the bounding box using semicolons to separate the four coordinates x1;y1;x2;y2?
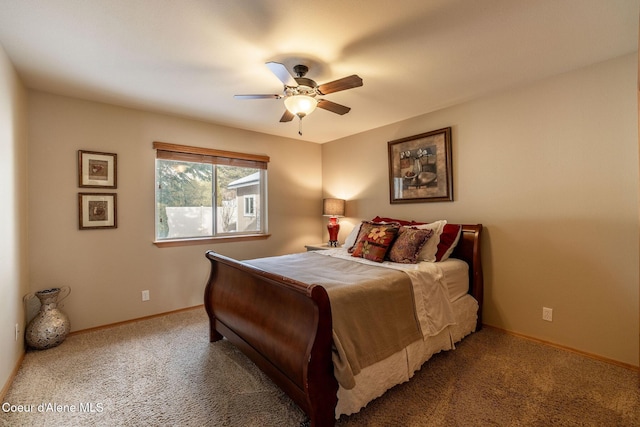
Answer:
327;217;340;247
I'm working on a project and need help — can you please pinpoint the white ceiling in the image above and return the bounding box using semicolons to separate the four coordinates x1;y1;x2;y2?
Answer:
0;0;637;143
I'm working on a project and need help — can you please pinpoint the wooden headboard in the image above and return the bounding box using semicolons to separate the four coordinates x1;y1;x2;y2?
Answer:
451;224;483;329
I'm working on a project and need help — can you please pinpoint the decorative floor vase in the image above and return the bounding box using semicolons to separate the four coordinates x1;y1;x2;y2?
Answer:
25;287;71;350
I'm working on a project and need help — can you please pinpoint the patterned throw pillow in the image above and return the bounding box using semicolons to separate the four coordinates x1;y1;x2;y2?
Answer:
348;221;398;253
388;227;434;264
351;223;400;262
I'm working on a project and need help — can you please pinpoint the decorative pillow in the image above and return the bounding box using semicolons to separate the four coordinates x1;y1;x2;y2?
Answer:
347;221;398;253
347;221;370;252
388;227;434;264
414;220;447;262
351;223;400;262
371;216;414;226
435;224;462;261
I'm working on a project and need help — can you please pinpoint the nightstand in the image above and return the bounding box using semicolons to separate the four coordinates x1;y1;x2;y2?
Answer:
305;243;333;251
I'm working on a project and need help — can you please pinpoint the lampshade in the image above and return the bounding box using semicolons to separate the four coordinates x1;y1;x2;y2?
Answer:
284;95;318;117
322;198;345;217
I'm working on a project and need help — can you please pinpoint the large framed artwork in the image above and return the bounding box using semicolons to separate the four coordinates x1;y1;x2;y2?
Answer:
388;127;453;203
78;150;117;188
78;193;117;229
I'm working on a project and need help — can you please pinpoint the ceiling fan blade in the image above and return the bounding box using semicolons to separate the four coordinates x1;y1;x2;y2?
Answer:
234;94;281;99
317;99;351;115
317;75;363;95
266;62;297;87
279;109;295;122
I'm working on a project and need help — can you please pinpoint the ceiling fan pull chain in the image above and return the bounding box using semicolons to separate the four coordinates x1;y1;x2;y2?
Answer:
298;118;303;136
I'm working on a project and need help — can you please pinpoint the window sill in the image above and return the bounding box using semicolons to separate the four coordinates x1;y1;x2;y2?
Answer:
154;234;270;248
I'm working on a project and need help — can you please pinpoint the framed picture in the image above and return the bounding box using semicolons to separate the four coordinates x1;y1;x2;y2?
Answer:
78;193;117;229
78;150;117;188
388;127;453;203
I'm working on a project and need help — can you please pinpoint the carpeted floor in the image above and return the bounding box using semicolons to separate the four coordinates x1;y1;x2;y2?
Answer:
1;308;638;426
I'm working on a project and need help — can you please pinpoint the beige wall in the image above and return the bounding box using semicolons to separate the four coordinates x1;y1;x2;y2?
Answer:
0;43;28;394
323;54;639;367
27;92;323;331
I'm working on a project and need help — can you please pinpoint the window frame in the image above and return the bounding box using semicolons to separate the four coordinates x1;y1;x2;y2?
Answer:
153;141;270;247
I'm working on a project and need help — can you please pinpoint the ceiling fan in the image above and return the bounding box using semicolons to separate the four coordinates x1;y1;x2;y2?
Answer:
234;62;363;134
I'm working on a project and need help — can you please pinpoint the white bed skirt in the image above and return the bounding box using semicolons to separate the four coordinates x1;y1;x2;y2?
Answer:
336;294;479;417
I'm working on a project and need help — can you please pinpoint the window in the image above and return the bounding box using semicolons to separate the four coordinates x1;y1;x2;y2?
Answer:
244;195;256;217
154;142;269;245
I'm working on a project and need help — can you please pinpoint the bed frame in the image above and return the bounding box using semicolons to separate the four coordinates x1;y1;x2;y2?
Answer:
204;224;483;427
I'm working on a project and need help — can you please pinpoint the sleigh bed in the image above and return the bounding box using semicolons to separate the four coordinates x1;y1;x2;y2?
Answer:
204;222;483;426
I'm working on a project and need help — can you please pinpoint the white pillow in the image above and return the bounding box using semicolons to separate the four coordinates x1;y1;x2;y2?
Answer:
343;222;363;250
415;220;447;262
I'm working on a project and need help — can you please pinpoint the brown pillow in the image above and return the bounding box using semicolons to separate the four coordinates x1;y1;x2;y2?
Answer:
388;227;434;264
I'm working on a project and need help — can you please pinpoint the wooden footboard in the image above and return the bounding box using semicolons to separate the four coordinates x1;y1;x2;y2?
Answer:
204;251;338;426
204;224;483;426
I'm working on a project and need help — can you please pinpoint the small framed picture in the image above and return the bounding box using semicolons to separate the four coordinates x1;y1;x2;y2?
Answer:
78;193;117;229
78;150;117;188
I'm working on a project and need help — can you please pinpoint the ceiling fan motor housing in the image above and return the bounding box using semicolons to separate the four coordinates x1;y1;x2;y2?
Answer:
286;77;317;97
288;65;318;97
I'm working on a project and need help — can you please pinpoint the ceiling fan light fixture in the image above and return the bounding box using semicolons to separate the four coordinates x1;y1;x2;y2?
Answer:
284;95;318;118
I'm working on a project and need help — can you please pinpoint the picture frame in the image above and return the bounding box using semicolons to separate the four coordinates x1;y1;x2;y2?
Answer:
78;193;117;229
388;127;453;203
78;150;117;188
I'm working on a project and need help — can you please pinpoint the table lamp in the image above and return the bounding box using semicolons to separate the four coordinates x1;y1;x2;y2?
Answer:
322;198;345;247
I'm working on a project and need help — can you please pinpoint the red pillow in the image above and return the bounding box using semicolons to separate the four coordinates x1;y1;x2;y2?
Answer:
435;224;462;261
371;216;414;226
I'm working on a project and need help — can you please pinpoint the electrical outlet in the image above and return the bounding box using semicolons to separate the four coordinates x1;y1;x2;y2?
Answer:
15;323;19;341
142;290;150;301
542;307;553;322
